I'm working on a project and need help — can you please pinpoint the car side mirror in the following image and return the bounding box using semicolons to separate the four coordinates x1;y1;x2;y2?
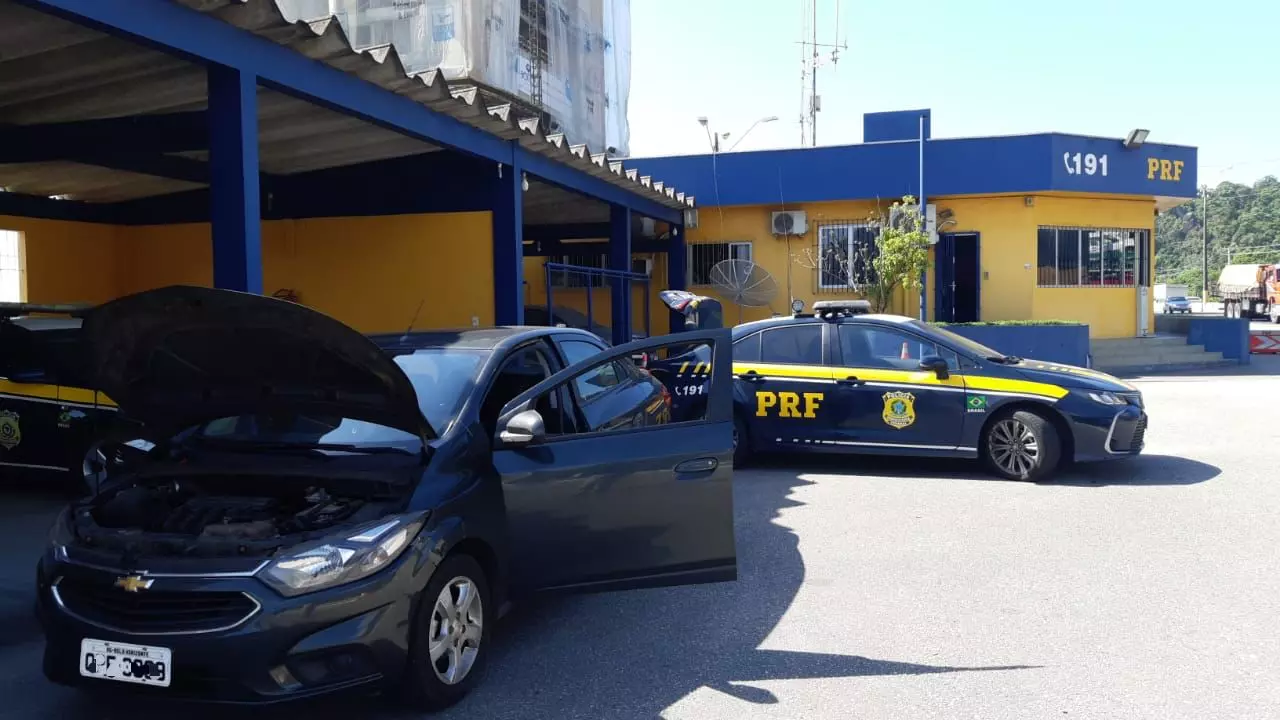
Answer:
498;409;546;446
918;355;950;379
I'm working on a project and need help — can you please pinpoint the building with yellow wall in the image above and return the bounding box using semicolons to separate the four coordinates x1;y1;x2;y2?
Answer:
626;110;1198;339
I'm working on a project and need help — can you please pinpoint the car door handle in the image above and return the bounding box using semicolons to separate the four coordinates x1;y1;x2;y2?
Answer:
837;375;864;386
674;457;718;477
738;371;766;383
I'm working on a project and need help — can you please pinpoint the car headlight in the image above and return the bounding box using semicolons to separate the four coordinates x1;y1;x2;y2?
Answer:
259;512;426;597
1085;391;1126;406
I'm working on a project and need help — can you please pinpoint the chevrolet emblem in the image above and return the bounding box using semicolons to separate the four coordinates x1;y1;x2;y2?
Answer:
114;575;154;593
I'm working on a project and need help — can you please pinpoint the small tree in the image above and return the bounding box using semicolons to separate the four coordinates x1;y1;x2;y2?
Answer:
794;195;931;313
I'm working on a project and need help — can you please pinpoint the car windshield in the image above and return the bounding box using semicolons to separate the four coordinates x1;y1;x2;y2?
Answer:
1169;296;1186;301
194;348;487;449
908;320;1007;361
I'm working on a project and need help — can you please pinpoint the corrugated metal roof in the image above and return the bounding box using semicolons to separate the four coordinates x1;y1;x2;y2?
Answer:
0;0;694;216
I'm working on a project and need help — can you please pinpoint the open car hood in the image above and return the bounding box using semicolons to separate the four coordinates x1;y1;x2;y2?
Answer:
80;286;434;440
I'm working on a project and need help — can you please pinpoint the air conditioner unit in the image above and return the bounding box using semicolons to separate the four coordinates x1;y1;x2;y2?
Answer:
771;210;808;236
887;204;941;244
683;208;699;229
631;257;654;277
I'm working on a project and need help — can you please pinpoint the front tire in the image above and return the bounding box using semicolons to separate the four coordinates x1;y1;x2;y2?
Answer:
982;410;1062;482
399;554;491;712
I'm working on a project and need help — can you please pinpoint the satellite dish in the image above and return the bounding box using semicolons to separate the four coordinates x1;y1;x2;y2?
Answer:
709;259;779;323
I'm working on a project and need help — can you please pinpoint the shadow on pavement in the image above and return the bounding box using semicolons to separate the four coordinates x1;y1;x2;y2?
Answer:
752;452;1220;488
56;467;1038;720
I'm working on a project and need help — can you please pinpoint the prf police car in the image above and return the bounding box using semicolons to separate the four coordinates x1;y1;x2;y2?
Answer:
649;300;1146;482
0;304;118;487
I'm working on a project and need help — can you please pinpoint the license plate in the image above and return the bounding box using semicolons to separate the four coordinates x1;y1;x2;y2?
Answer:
79;638;172;687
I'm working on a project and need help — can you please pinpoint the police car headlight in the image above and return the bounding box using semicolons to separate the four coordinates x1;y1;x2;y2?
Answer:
1085;391;1126;406
259;512;425;597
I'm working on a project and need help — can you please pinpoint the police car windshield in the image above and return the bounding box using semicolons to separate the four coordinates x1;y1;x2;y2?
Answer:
910;321;1010;362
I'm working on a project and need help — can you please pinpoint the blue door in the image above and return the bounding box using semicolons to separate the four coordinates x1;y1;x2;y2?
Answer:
827;323;967;452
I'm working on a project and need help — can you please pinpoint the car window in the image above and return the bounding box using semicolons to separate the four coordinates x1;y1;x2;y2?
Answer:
504;336;725;441
733;332;761;363
198;415;420;449
556;338;605;367
480;344;570;436
392;349;487;434
838;325;957;371
759;325;822;365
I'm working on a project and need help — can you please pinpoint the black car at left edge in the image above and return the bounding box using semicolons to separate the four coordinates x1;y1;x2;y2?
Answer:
35;285;737;710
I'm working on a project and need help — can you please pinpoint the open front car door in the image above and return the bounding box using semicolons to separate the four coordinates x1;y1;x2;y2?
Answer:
492;329;736;594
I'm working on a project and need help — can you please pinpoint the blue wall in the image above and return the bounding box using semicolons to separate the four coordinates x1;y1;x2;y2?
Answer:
1186;318;1251;364
630;120;1198;207
864;109;931;142
943;324;1091;367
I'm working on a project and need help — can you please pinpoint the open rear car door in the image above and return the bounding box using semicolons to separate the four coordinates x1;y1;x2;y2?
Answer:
491;330;736;593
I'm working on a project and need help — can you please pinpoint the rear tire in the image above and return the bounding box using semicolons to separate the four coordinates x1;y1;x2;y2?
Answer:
982;409;1062;482
733;414;752;467
399;554;491;712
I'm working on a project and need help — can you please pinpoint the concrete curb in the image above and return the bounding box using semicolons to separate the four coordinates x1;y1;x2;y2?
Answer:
1098;359;1243;377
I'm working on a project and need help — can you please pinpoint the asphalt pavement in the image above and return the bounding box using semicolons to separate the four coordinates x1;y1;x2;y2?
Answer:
2;361;1279;718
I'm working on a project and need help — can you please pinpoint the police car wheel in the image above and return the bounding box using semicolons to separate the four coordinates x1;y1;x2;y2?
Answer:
399;553;490;712
733;414;752;467
983;410;1061;482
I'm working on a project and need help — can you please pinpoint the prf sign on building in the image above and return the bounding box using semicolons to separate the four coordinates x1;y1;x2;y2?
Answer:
629;110;1197;339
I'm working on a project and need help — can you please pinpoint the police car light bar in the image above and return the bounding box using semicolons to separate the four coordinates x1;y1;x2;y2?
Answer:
811;300;871;316
0;301;93;319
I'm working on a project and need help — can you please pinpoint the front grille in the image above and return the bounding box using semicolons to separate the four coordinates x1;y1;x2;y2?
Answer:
55;576;259;634
1130;416;1148;448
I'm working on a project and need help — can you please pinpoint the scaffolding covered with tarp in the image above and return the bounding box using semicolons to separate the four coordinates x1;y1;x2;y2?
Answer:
277;0;631;155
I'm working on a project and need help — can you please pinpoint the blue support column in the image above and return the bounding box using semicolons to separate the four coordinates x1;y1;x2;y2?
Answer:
492;145;524;326
667;223;687;333
208;64;262;293
609;204;632;346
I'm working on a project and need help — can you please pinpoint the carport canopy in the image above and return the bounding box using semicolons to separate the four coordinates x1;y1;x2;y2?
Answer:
0;0;696;341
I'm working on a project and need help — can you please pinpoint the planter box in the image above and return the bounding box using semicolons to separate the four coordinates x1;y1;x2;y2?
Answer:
941;324;1091;367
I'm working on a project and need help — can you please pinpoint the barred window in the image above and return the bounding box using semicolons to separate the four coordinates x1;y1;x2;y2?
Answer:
1037;226;1147;288
688;242;752;286
817;222;878;291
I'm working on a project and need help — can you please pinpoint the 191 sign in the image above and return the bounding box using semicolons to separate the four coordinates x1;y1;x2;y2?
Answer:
1063;151;1108;177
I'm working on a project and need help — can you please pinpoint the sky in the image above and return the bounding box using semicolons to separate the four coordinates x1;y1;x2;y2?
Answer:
626;0;1280;188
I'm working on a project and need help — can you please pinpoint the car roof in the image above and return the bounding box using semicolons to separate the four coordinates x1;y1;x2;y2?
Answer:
369;325;603;352
732;312;917;336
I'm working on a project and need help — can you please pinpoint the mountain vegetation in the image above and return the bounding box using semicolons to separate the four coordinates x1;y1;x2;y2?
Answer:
1155;175;1280;292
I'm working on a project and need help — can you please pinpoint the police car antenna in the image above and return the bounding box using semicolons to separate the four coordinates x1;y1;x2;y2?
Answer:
400;299;425;342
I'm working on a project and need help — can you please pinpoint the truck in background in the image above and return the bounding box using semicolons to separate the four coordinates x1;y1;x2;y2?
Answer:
1214;263;1279;321
1154;283;1189;304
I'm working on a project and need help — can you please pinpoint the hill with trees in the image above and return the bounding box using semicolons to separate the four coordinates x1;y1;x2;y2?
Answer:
1155;175;1280;292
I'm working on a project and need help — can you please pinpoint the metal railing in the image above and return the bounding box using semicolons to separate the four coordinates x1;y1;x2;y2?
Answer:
541;262;652;342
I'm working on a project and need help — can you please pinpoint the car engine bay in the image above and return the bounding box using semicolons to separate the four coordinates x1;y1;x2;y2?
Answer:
70;475;400;558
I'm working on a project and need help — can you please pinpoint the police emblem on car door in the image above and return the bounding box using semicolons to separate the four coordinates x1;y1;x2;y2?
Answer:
0;410;20;449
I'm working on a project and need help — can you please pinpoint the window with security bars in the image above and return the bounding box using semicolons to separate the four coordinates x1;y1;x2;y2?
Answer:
0;230;21;302
816;222;879;292
688;242;752;286
1037;226;1149;288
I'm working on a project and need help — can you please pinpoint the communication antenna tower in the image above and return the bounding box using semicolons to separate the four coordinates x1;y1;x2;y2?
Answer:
798;0;847;147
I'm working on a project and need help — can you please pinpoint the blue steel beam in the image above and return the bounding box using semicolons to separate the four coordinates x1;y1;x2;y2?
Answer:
522;223;611;242
208;64;262;294
0;112;207;155
14;0;682;223
491;144;524;326
609;204;632;346
0;192;118;223
667;223;687;333
523;239;668;257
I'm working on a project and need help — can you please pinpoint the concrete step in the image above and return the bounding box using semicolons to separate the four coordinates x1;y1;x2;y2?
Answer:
1092;345;1222;365
1096;358;1241;376
1091;335;1190;352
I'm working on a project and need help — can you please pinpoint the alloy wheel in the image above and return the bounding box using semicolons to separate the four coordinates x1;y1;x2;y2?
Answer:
427;576;483;685
990;418;1039;477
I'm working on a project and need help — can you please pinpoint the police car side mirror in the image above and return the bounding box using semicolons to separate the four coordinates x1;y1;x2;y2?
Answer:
919;355;950;380
498;409;546;446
